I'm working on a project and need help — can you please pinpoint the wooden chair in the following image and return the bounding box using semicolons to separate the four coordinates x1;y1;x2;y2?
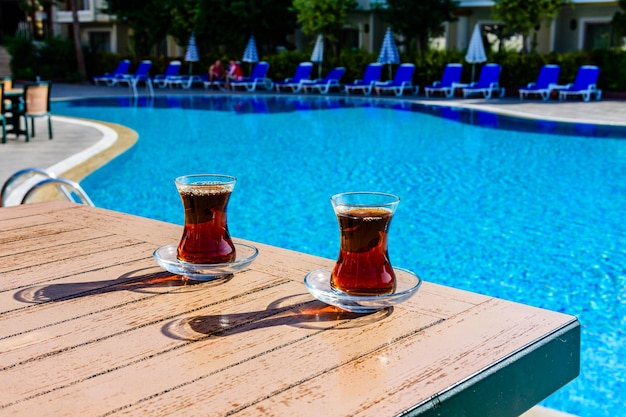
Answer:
1;76;13;90
1;76;13;111
19;81;53;142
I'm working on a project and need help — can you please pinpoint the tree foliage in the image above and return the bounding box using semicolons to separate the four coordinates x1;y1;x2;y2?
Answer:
103;0;172;57
379;0;458;54
612;0;626;45
195;0;296;54
168;0;200;47
491;0;568;53
104;0;296;58
291;0;357;56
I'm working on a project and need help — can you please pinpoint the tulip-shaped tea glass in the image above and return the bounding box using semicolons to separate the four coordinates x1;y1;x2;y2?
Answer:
330;192;400;296
175;174;237;264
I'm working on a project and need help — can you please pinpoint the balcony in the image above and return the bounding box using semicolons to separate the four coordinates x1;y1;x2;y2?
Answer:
54;0;113;23
55;9;95;23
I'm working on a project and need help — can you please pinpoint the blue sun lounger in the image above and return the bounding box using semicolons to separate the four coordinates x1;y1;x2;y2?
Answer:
116;60;154;96
301;67;346;94
344;63;383;95
518;64;561;101
231;62;274;92
558;65;602;102
374;63;419;96
462;63;505;99
424;63;464;98
93;59;131;86
274;62;314;92
153;61;182;88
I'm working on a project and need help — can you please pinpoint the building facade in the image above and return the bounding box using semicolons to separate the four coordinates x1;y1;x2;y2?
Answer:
4;0;619;56
349;0;621;54
51;0;182;56
448;0;621;53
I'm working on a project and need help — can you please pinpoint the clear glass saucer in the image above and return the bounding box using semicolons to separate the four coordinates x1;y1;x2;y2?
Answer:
304;267;422;313
153;243;258;281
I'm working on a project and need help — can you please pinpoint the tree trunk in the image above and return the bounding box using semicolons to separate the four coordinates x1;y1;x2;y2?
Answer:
68;0;87;82
417;33;428;53
520;32;532;54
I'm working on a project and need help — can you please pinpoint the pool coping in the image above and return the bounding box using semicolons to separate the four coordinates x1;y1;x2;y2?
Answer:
3;116;137;206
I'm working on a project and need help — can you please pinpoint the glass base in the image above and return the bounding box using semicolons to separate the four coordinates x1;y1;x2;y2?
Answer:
304;267;422;313
153;243;258;281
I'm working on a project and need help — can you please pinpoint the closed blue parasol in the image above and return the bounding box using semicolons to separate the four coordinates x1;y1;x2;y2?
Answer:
377;27;400;79
242;35;259;73
465;24;487;82
310;34;324;79
243;35;259;63
185;32;199;75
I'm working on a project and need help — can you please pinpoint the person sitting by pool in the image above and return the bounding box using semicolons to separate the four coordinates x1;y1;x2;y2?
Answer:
207;59;224;89
225;59;243;90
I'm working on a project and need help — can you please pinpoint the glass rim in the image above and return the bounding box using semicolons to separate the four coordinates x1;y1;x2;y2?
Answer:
175;174;237;185
330;191;400;207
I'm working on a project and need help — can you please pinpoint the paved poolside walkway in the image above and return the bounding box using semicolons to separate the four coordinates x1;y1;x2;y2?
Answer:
0;84;602;415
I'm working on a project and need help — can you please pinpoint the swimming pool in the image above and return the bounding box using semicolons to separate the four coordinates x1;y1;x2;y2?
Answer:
53;95;626;416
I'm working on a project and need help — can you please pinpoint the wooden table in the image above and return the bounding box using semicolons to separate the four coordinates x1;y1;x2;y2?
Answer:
0;201;580;416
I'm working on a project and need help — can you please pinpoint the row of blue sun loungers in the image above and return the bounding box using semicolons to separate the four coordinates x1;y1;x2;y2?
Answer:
93;59;155;96
424;62;601;101
92;59;207;93
93;59;602;102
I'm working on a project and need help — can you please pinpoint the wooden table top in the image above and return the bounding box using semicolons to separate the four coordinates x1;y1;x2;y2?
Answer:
0;201;580;417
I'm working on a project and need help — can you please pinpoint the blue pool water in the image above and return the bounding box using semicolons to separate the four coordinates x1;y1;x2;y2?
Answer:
53;95;626;416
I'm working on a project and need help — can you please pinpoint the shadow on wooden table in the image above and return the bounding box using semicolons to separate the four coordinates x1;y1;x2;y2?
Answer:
12;267;216;304
162;294;393;341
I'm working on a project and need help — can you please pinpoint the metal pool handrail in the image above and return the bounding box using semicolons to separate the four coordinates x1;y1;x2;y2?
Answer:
1;167;94;207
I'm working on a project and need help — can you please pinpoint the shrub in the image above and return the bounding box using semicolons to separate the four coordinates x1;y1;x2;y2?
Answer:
38;37;79;80
8;41;626;92
7;36;81;81
413;50;466;84
6;36;37;79
263;50;315;81
589;49;626;91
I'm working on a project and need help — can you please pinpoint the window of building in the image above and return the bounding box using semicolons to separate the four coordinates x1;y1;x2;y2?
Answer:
584;22;611;50
89;31;111;53
342;28;359;50
62;0;91;11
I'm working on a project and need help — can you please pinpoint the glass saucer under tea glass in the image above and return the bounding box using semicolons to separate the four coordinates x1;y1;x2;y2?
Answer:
304;267;422;313
154;243;258;281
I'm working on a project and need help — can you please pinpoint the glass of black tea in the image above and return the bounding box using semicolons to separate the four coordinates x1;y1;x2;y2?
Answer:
330;192;400;296
175;174;237;264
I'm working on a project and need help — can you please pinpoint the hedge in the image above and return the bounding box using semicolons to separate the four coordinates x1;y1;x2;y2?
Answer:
7;36;626;92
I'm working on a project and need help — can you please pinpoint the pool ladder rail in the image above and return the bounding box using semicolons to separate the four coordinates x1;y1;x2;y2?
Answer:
0;168;94;207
